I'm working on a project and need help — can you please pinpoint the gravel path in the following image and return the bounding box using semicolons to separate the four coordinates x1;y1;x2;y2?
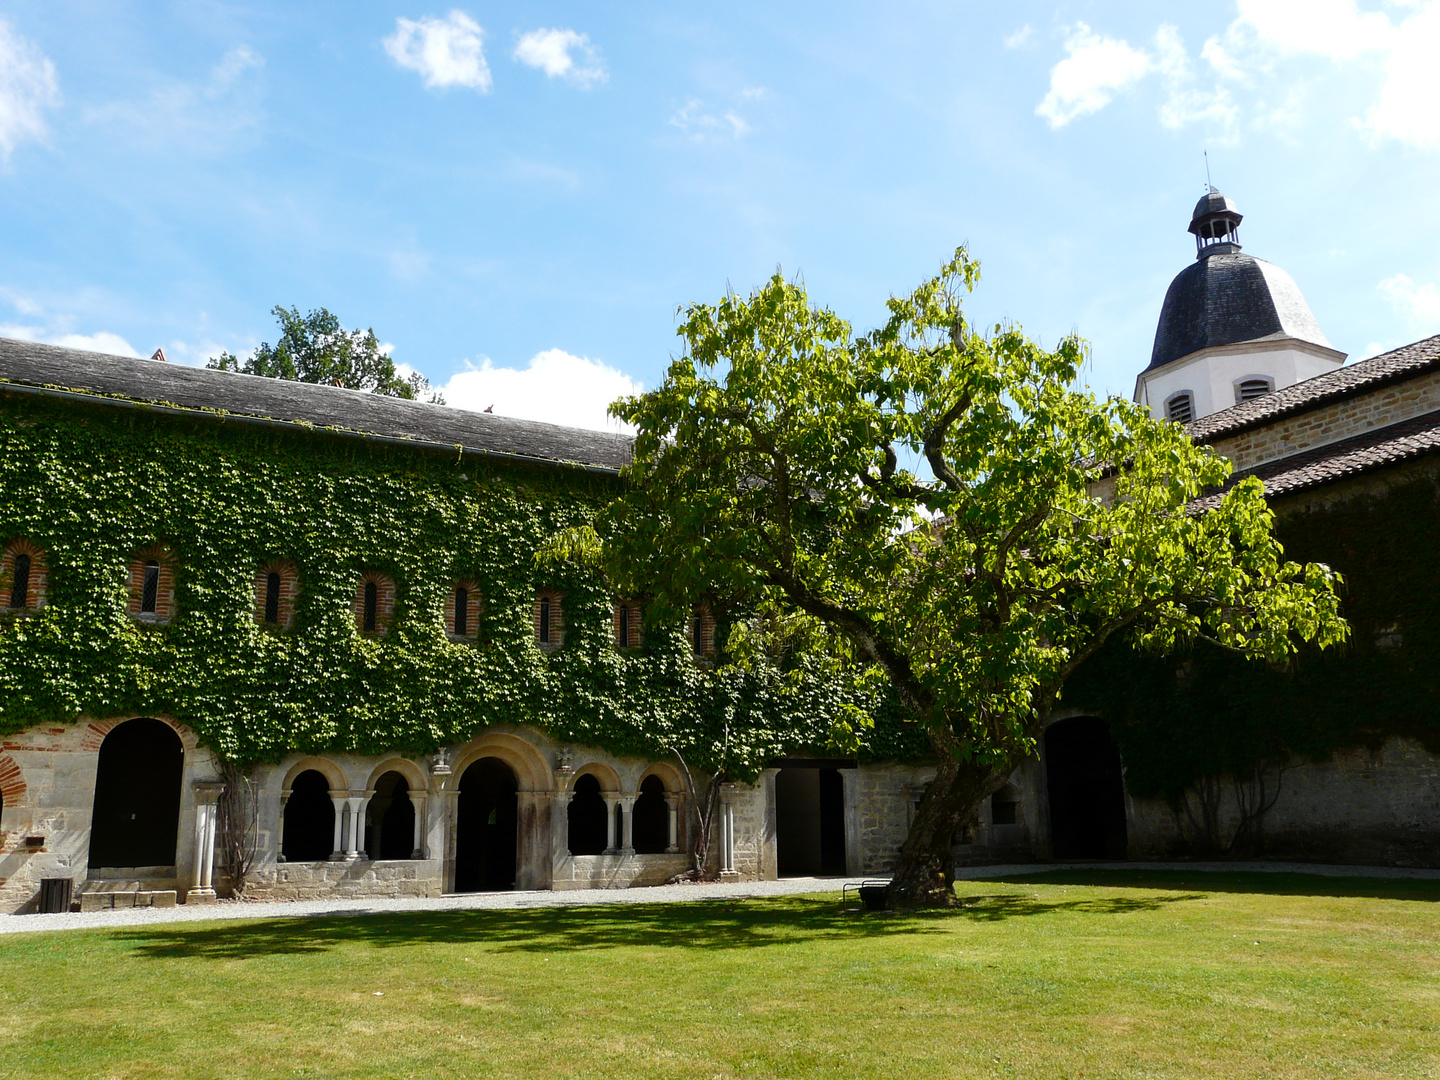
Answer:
4;860;1434;936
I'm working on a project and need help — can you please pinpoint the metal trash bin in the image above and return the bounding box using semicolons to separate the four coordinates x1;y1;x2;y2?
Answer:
38;877;73;915
858;884;889;912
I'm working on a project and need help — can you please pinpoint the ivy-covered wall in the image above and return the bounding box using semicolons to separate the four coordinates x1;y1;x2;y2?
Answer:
1067;460;1440;804
0;394;927;776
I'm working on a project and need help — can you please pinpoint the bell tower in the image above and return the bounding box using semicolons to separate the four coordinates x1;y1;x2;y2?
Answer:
1135;191;1345;424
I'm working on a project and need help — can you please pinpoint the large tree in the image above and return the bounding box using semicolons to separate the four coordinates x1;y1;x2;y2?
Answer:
210;305;443;403
596;249;1346;906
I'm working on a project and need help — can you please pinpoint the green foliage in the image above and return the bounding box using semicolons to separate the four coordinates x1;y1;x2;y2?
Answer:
602;248;1347;768
209;305;443;403
1068;471;1440;802
0;396;924;775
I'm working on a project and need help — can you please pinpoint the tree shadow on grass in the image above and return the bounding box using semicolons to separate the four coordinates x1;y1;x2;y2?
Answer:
110;890;1204;962
981;869;1440;903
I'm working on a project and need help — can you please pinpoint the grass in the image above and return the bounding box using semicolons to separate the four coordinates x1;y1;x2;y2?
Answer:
0;870;1436;1079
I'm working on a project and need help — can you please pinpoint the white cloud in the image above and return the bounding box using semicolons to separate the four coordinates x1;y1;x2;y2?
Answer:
512;28;606;88
1378;273;1440;325
0;18;60;162
0;323;141;357
1231;0;1394;59
439;349;642;432
669;98;750;140
1004;25;1035;50
384;10;491;92
1153;25;1238;133
1036;23;1151;128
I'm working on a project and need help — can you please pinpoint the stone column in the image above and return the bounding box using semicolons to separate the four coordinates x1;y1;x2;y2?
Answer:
328;790;347;860
602;794;619;854
719;782;740;881
187;780;225;904
277;790;290;863
619;794;636;855
345;795;364;858
665;792;681;853
357;790;375;859
410;792;428;859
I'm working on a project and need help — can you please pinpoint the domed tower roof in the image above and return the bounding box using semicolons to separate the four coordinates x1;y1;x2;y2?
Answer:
1145;191;1334;374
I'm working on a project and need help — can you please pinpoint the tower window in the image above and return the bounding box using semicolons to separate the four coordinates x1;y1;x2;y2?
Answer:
1165;392;1195;424
617;605;630;648
539;596;551;644
454;586;468;637
363;581;378;632
141;561;160;614
1235;377;1274;404
264;571;281;624
9;554;29;609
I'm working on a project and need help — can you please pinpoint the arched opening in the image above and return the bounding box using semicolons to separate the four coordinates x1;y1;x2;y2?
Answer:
366;771;416;860
264;571;281;624
88;718;184;869
141;561;161;615
9;552;30;609
363;581;378;632
775;767;846;876
567;773;608;855
632;774;669;854
1044;716;1128;859
991;785;1019;826
455;757;518;891
283;769;335;862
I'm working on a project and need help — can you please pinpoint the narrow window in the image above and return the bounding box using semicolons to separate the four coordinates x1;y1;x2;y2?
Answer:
9;553;30;609
141;561;160;614
1166;392;1194;424
363;581;378;632
991;791;1018;826
617;604;630;648
538;596;551;644
264;571;281;624
454;586;468;637
1236;377;1273;404
692;613;704;655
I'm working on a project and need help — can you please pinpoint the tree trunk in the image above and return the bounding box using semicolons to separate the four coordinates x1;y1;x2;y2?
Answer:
887;733;1019;908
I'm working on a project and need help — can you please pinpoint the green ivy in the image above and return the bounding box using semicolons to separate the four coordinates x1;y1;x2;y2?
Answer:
0;395;927;777
1066;468;1440;802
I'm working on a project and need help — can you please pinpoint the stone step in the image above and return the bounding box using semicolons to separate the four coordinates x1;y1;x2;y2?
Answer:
77;889;178;912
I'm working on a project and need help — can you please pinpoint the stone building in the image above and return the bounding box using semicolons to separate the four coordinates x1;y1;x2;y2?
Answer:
0;339;931;913
976;194;1440;867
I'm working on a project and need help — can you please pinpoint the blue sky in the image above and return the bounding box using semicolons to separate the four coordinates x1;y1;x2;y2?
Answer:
3;1;1439;429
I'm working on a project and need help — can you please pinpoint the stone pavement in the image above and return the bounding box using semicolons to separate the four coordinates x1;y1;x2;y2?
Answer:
4;861;1435;936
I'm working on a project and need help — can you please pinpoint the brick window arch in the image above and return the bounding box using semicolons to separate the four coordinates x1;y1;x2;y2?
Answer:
354;571;396;636
254;561;300;629
535;590;564;652
129;547;176;623
1;540;47;613
448;580;481;640
613;599;643;650
691;604;717;662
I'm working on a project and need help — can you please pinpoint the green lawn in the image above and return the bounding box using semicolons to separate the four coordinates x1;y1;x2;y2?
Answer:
0;871;1436;1079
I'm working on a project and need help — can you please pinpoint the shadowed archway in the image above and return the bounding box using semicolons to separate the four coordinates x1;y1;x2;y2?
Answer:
88;718;184;869
455;757;518;891
1045;716;1128;859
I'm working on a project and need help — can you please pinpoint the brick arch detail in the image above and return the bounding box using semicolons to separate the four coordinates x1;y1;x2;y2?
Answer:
0;752;26;807
81;715;197;754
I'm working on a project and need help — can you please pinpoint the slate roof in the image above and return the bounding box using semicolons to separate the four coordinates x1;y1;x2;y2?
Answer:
1186;334;1440;445
0;337;633;473
1191;408;1440;511
1146;252;1335;373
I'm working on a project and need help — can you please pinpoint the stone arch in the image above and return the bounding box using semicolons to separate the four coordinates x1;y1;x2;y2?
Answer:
282;769;336;862
88;717;185;869
571;760;621;795
632;773;670;855
0;752;26;809
364;757;427;795
639;762;684;793
83;714;197;754
448;732;551;794
367;770;418;861
281;756;348;794
567;773;608;855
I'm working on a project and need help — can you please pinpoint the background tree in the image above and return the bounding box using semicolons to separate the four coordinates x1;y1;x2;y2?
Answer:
595;249;1346;907
209;305;444;403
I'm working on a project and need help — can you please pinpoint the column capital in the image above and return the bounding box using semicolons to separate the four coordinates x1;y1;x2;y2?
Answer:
192;780;225;804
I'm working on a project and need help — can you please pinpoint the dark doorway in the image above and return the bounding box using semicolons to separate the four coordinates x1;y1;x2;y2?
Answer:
632;774;669;854
283;770;335;862
567;773;607;855
1045;716;1128;859
455;757;518;891
367;771;415;860
88;718;184;869
775;767;846;876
